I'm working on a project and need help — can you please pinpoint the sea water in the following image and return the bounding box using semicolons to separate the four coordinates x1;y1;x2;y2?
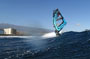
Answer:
0;31;90;59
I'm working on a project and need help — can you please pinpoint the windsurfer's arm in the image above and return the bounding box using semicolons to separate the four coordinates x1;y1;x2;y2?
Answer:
56;16;63;21
57;16;64;27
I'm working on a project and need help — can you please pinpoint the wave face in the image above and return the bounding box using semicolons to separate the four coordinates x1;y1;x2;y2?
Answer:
0;31;90;59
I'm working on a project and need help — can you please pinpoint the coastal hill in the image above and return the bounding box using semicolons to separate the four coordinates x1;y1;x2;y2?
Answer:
0;23;52;36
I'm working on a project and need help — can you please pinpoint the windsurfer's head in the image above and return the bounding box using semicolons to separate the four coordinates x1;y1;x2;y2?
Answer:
56;8;58;11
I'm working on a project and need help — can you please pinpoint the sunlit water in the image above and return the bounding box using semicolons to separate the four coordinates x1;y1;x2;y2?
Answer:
42;31;62;38
0;31;90;59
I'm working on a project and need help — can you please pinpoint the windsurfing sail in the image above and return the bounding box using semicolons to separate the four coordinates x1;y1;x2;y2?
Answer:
53;8;67;35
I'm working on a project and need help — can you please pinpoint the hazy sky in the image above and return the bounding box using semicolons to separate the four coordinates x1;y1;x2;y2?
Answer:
0;0;90;31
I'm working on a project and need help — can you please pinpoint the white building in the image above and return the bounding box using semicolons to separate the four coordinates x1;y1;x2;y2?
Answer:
4;28;16;35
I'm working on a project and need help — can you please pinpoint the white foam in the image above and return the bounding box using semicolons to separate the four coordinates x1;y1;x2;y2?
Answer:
42;32;56;38
0;36;33;38
42;31;63;38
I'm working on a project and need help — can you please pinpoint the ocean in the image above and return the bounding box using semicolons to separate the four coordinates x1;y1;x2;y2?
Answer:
0;31;90;59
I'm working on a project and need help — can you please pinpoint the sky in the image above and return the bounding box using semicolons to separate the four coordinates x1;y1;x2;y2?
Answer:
0;0;90;31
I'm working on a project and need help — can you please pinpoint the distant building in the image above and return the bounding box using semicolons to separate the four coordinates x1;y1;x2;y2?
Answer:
4;28;16;35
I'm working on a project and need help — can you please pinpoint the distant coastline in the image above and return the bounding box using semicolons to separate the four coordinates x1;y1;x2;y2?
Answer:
0;23;52;36
0;36;34;38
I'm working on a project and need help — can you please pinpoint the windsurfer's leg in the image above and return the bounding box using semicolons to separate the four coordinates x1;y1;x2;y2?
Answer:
55;30;60;36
